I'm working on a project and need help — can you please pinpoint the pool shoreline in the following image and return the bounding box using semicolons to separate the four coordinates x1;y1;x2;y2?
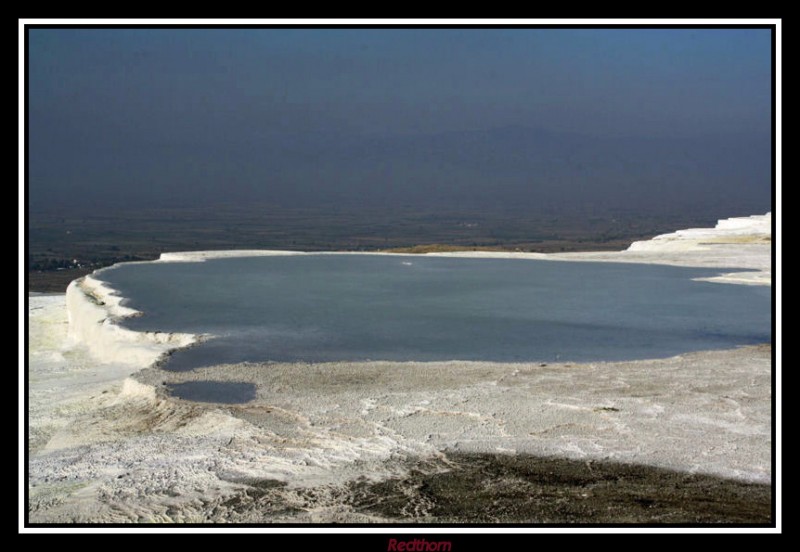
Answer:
27;212;774;523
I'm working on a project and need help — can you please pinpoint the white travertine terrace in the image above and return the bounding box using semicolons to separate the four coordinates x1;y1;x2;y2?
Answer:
66;275;196;367
27;213;774;522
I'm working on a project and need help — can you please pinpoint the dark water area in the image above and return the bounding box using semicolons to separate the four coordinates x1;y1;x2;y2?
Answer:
98;254;771;370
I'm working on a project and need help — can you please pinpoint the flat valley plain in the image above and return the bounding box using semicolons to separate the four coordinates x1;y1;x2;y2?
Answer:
27;205;728;292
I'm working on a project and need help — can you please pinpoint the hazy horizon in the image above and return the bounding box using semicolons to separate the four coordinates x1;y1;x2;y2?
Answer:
28;27;772;220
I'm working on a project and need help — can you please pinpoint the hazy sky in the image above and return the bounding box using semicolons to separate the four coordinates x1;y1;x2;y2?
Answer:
28;27;772;215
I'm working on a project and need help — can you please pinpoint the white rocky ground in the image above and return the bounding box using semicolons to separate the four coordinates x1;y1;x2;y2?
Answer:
429;212;772;286
26;213;773;523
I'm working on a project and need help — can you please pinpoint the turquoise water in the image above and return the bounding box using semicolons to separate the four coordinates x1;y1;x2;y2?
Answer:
98;254;771;370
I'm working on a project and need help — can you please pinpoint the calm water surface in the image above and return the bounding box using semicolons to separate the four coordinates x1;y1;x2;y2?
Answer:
98;255;771;371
